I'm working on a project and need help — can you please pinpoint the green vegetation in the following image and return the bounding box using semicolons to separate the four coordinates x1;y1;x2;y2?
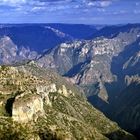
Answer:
0;118;35;140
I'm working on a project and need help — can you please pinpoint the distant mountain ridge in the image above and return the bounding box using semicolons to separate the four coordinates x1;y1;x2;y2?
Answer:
88;23;140;39
0;23;98;52
0;23;98;64
0;25;72;53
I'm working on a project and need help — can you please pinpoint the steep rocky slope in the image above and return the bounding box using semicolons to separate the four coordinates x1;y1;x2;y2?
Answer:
108;76;140;139
0;36;38;64
0;24;73;53
37;25;140;99
36;24;140;139
0;24;98;53
0;63;136;140
107;37;140;139
0;24;99;65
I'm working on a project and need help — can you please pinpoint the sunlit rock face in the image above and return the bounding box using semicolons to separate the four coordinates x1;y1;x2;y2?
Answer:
36;26;140;105
37;27;140;84
12;94;44;123
36;84;57;106
0;36;38;64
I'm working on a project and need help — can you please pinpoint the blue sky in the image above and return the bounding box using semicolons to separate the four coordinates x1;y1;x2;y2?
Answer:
0;0;140;24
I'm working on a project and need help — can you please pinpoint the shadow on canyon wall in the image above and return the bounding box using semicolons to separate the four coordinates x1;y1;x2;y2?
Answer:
88;40;140;139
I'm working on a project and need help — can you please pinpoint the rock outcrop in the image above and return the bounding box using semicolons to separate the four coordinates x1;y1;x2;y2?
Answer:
12;94;44;123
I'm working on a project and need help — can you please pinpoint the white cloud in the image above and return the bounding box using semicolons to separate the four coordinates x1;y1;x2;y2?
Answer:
0;0;27;5
100;1;112;7
87;2;96;6
0;0;113;15
87;0;112;8
0;0;46;7
31;6;46;12
0;0;113;9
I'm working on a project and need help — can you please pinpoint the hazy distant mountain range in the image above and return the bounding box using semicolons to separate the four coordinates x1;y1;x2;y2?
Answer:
0;23;140;139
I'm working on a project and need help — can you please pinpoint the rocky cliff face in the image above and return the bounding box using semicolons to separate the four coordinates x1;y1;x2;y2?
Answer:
0;36;38;64
0;24;73;53
13;94;44;123
0;24;97;54
0;24;99;65
36;24;140;139
108;50;140;138
36;26;140;100
37;26;140;81
0;63;136;140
